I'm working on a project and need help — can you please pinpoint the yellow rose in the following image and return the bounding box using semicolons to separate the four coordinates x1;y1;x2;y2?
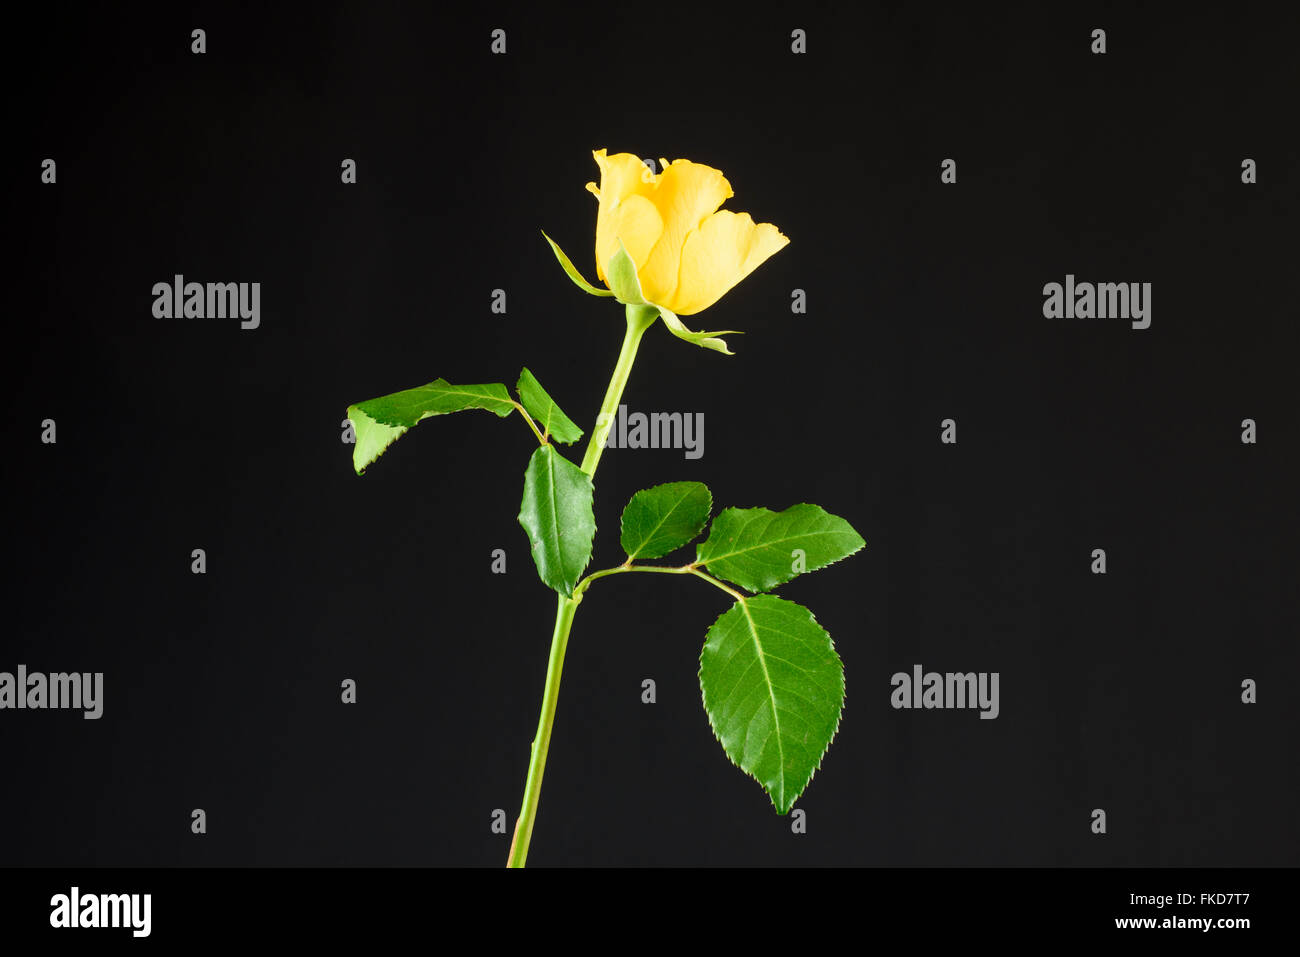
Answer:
586;149;788;316
543;149;789;354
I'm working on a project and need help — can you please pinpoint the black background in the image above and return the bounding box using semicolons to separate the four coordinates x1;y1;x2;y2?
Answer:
7;2;1298;869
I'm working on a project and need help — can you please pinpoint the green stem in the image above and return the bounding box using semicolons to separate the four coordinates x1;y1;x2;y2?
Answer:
574;562;745;602
507;303;658;868
579;305;659;477
512;401;548;446
686;567;746;600
506;592;577;867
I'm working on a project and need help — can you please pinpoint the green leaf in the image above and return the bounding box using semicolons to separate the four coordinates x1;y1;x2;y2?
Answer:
620;481;712;561
696;503;865;593
542;230;613;298
517;445;596;597
346;379;514;475
699;594;844;814
655;305;740;356
516;368;583;445
347;407;407;477
603;240;647;306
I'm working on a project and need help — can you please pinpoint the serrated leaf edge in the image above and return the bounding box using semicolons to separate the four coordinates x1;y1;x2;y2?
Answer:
356;379;517;429
697;595;846;815
697;503;867;593
346;404;407;475
620;481;713;561
516;367;583;445
515;446;596;598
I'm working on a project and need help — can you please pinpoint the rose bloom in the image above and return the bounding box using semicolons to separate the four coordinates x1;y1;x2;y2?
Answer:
586;149;788;317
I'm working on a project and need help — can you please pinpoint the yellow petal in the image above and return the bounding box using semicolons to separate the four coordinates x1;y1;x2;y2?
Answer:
668;211;789;315
595;195;662;285
637;159;734;305
591;148;658;202
589;149;659;281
